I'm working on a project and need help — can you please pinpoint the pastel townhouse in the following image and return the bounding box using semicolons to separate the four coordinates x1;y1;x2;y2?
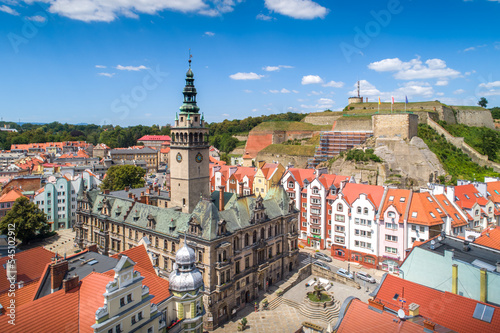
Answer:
281;167;319;211
304;173;352;249
331;183;384;268
226;166;256;196
454;184;495;230
377;189;411;273
433;194;468;237
406;192;445;249
253;162;285;198
485;180;500;224
209;164;236;192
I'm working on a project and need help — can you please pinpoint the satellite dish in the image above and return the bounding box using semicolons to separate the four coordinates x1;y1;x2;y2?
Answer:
398;309;406;319
438;236;442;241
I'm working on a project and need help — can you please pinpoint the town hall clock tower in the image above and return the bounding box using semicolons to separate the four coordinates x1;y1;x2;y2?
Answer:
169;60;210;214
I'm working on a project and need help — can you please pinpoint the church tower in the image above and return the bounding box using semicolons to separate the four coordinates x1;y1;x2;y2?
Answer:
170;59;210;213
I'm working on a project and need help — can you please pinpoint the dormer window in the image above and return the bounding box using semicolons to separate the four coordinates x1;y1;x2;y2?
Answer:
400;197;406;202
427;196;433;202
389;196;394;201
411;212;417;218
430;212;436;218
464;194;470;199
288;181;294;188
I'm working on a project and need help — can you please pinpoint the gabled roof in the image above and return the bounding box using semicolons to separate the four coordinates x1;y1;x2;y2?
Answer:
0;247;55;293
455;184;489;209
0;279;39;308
110;244;156;275
407;192;445;226
317;173;350;190
373;274;500;332
0;188;24;203
473;226;500;250
260;163;279;180
380;188;411;222
209;155;226;165
284;168;316;187
434;194;468;228
137;135;171;141
341;183;385;208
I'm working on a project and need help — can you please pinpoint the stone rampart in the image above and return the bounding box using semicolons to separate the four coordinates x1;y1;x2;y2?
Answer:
426;118;500;172
372;114;418;140
455;109;495;129
303;114;342;125
333;117;372;131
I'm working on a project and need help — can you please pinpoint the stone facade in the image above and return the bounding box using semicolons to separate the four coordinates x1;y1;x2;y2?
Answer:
372;114;418;140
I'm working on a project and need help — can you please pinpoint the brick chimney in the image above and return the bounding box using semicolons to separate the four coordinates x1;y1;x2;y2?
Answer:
219;186;225;211
50;260;69;293
104;189;110;195
87;244;98;253
128;192;133;198
62;275;80;292
408;303;420;316
423;320;436;331
146;188;151;195
239;182;244;198
368;299;384;311
125;186;130;192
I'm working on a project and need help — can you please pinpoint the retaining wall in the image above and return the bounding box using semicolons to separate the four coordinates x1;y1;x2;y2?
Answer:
426;118;500;173
311;264;360;289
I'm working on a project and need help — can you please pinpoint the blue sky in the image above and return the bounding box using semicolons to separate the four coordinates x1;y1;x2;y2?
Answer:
1;0;499;126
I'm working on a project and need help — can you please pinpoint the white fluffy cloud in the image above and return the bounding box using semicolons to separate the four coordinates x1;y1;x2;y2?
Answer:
256;13;274;20
262;65;293;72
98;73;115;78
229;72;264;80
204;31;215;36
323;80;344;88
301;75;323;85
0;5;19;15
453;89;465;95
264;0;329;19
95;65;107;69
478;81;500;96
435;80;448;86
269;88;291;94
368;57;461;80
27;15;47;22
300;97;335;110
116;65;148;71
18;0;242;22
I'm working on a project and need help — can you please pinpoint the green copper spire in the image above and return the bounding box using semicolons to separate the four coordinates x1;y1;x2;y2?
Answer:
201;112;204;121
175;112;178;121
179;55;200;114
187;113;191;121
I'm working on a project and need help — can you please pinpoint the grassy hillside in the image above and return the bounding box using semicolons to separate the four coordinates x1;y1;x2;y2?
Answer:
439;121;500;162
417;124;499;183
252;121;331;132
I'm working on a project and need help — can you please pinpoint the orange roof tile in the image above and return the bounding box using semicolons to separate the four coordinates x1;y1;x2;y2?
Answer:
78;272;115;333
487;181;500;204
286;168;316;187
110;244;156;275
318;174;350;190
455;184;489;209
160;147;170;153
0;188;24;203
336;298;424;333
0;279;39;308
407;192;445;226
341;183;385;208
138;135;171;141
0;247;55;293
434;194;468;228
374;274;500;333
380;188;411;222
473;226;500;250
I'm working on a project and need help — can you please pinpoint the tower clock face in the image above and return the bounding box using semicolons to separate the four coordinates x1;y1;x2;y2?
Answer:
195;152;203;163
176;152;182;163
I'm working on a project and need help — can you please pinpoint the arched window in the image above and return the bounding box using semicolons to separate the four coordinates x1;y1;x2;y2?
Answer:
234;236;239;251
268;226;272;238
260;228;265;240
337;203;343;211
223;250;227;260
200;133;204;143
363;208;368;215
245;233;249;247
253;231;257;243
357;207;361;214
274;225;278;236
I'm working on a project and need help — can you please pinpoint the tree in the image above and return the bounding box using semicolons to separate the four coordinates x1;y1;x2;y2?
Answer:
478;97;488;108
480;130;500;161
0;197;50;243
490;107;500;120
100;165;146;191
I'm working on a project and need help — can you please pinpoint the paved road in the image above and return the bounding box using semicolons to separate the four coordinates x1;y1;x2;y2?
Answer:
298;252;381;288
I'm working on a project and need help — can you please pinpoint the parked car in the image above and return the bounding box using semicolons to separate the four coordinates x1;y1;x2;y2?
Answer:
313;261;331;271
336;268;354;280
314;252;333;262
355;271;376;283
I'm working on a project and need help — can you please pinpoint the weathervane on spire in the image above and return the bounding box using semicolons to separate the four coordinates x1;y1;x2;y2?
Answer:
189;49;192;68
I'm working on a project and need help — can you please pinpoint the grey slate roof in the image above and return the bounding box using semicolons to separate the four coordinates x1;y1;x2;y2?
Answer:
84;184;296;242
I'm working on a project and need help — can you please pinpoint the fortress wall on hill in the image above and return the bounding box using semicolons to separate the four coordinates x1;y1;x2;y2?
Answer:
244;132;274;158
455;109;494;129
303;114;342;125
426;118;500;172
333;118;373;131
372;114;418;140
440;106;457;124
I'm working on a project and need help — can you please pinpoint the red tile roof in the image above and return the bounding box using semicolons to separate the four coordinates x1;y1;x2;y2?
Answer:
209;155;226;165
0;188;25;203
341;183;385;208
160;147;170;154
374;274;500;333
138;135;171;141
286;168;316;187
336;298;424;333
455;184;489;209
0;247;55;293
407;192;445;226
434;194;468;228
318;173;350;190
0;279;39;308
487;181;500;204
110;244;156;275
473;226;500;250
78;272;115;333
11;141;89;152
380;188;411;222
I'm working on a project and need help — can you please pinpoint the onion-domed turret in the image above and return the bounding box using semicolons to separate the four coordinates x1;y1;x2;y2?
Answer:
169;238;204;293
179;61;200;113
